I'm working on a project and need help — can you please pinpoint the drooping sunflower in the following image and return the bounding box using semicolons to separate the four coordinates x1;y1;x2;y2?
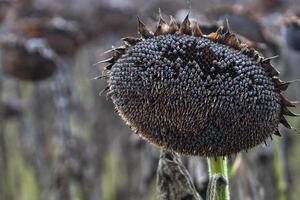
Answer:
99;14;297;157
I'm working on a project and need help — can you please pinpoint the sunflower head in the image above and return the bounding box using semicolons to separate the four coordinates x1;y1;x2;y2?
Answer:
100;14;297;157
1;35;57;81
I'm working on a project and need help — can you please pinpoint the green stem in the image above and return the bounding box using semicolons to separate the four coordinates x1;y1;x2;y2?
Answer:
273;137;288;200
207;156;230;200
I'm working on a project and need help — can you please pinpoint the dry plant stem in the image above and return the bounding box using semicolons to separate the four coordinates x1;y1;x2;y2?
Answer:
207;156;230;200
157;150;203;200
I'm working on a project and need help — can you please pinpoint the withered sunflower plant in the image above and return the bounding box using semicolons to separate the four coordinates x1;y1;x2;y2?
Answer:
97;13;298;200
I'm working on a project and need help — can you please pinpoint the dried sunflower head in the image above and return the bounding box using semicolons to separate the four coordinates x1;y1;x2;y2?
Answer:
0;100;22;119
0;35;57;81
99;14;297;157
14;12;85;55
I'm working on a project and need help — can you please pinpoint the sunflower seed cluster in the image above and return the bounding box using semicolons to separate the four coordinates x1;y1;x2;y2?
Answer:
109;33;281;156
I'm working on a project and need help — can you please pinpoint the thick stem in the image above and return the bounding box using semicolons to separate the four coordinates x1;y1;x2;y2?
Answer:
207;157;230;200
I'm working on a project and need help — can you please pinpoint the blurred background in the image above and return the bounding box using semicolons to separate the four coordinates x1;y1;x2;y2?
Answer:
1;0;300;199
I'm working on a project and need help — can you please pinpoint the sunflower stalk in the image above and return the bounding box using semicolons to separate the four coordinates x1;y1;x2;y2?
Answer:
207;157;230;200
157;150;203;200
